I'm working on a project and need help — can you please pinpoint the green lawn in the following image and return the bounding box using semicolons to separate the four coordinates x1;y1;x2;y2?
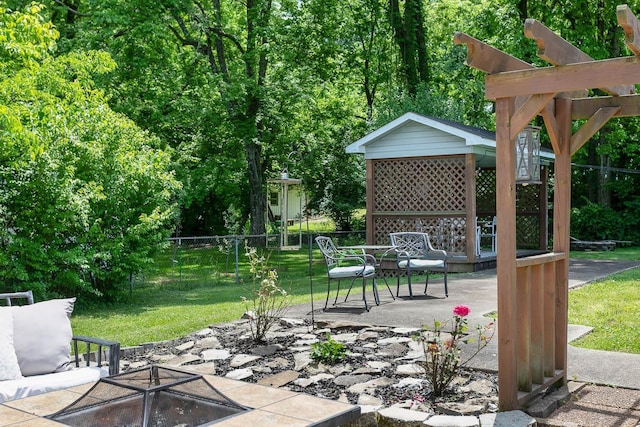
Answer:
71;243;640;353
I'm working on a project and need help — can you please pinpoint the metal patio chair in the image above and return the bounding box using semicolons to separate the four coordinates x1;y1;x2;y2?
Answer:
315;236;378;311
390;232;448;299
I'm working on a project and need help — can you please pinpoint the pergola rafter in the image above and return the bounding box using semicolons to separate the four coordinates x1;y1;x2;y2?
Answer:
455;5;640;410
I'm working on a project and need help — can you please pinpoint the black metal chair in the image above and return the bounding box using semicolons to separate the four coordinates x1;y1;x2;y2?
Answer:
315;236;378;311
390;232;448;299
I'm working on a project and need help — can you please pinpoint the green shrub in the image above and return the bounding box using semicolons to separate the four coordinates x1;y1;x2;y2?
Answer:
310;333;347;364
570;201;625;241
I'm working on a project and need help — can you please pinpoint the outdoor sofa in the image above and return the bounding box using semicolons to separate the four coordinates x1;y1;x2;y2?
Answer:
0;292;120;403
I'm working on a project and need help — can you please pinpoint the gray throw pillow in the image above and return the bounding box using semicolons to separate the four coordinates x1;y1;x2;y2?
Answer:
11;298;75;376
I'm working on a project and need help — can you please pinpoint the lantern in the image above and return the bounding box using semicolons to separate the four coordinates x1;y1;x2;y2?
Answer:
515;125;541;184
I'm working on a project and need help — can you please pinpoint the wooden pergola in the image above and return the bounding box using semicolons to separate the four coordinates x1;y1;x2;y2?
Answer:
455;4;640;410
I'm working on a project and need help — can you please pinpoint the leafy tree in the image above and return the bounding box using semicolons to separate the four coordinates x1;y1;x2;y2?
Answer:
0;2;180;300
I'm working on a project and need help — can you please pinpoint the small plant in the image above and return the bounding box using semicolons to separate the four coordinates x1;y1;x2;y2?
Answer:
310;333;347;364
241;247;290;343
414;305;495;397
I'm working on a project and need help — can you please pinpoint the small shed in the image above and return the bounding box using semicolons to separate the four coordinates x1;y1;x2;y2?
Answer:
346;112;554;271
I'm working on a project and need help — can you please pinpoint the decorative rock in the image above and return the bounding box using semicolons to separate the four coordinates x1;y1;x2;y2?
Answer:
251;366;272;374
424;414;479;427
201;348;231;361
334;374;373;387
294;373;334;388
348;377;395;394
378;406;430;423
165;353;201;367
128;361;149;369
366;361;391;370
194;328;213;337
353;367;383;375
151;353;176;363
378;336;413;345
225;368;253;380
195;336;222;349
460;379;495;395
175;341;195;352
396;363;426;376
332;333;359;343
316;320;372;330
479;410;537;427
294;338;319;346
264;357;290;369
436;402;484;416
378;343;408;357
181;362;216;375
392;327;421;335
393;377;424;388
230;354;261;368
358;394;384;406
252;344;283;356
293;351;312;371
280;318;306;327
257;370;299;387
357;331;379;341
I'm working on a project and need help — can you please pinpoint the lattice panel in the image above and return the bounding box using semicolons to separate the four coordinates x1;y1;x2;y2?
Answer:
517;215;541;249
516;184;540;213
476;169;496;214
373;157;467;212
373;216;467;253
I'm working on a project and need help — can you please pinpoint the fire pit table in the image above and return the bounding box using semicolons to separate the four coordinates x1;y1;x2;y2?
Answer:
0;365;361;427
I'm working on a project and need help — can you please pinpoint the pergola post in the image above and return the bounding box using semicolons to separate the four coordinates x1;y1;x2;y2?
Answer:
495;98;519;409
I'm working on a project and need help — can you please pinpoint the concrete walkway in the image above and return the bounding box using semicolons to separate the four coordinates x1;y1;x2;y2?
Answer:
287;258;640;425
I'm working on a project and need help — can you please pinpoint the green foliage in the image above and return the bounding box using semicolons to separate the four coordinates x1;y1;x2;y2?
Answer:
241;247;291;343
570;200;628;241
0;3;180;300
310;333;348;364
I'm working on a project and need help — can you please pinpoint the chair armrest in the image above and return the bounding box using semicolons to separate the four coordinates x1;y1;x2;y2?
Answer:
72;336;120;375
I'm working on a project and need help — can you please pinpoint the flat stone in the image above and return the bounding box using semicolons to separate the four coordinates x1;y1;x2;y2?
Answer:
348;377;395;394
436;402;484;416
294;338;319;346
353;367;383;375
357;331;379;341
225;368;253;380
151;353;176;363
378;336;413;345
293;351;312;371
181;362;216;375
252;344;283;356
194;328;213;337
378;406;430;423
393;377;424;388
316;320;372;330
195;337;222;349
128;361;149;369
201;348;231;361
257;370;299;387
334;374;373;387
164;353;201;367
296;333;318;340
280;318;306;327
378;343;408;357
424;415;480;427
366;361;391;370
230;354;261;368
479;410;536;427
396;363;426;376
294;373;334;388
391;327;421;335
175;341;195;352
265;357;290;369
358;394;384;406
460;379;495;395
332;333;359;343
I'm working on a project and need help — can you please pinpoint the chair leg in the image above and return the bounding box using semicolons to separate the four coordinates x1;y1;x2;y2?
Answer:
333;280;342;306
407;269;414;299
380;275;395;300
443;270;449;297
344;278;357;302
362;276;369;311
324;279;331;311
423;271;430;295
396;274;401;297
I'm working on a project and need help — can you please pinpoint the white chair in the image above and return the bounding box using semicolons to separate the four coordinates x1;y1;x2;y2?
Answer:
480;216;497;253
390;232;448;299
315;236;378;311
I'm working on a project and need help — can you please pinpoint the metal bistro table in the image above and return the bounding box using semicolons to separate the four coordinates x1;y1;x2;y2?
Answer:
339;245;397;306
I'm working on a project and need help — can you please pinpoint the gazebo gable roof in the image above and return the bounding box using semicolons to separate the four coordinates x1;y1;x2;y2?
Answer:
346;112;554;163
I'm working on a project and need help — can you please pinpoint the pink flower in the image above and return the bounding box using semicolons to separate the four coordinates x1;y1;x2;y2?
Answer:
453;305;470;317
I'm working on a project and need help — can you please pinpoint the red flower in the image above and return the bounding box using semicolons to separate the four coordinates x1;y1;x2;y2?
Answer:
453;305;470;317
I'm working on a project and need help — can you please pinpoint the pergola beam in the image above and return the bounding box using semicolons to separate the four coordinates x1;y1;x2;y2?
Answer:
524;19;634;96
571;94;640;119
510;93;557;140
453;32;533;73
618;4;640;56
570;107;621;154
485;56;640;100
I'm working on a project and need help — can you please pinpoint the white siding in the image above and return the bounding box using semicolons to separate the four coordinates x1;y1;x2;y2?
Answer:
364;122;472;160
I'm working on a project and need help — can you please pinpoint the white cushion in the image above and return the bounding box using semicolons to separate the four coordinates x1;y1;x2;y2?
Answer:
11;298;76;376
0;309;23;381
0;366;108;403
398;259;445;269
328;265;375;279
